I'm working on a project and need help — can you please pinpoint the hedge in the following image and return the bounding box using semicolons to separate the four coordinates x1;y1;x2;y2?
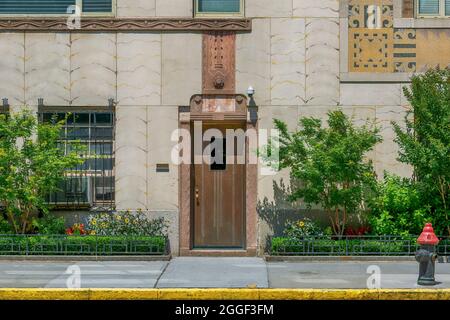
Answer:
271;236;450;256
0;235;167;255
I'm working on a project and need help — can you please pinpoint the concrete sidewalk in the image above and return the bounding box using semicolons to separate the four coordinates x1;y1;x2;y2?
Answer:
0;257;449;289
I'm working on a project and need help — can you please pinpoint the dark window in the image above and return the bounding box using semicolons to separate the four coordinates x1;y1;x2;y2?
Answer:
0;0;112;14
39;110;115;211
210;137;226;171
197;0;241;14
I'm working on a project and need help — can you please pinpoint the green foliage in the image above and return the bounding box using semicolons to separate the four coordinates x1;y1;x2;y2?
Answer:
0;235;166;255
87;210;168;237
0;110;84;234
271;236;417;255
283;218;323;239
31;214;66;235
368;175;431;236
0;215;13;234
265;110;382;235
393;68;450;235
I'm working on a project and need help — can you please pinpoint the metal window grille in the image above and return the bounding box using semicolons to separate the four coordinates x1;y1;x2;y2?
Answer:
38;110;115;212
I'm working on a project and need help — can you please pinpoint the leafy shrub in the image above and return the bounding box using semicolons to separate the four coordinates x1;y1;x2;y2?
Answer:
0;235;166;255
263;110;381;235
87;210;168;237
368;175;431;236
31;214;66;235
283;218;323;239
393;68;450;235
0;215;13;234
271;236;418;256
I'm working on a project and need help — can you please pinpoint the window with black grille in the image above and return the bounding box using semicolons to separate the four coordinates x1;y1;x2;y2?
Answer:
39;110;115;211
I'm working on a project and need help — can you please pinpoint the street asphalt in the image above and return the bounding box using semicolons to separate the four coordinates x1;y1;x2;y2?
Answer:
0;258;449;289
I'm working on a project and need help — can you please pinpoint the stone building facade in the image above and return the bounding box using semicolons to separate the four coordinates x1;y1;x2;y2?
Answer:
0;0;449;255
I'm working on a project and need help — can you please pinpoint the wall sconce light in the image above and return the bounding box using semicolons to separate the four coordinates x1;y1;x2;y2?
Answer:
247;86;255;98
38;98;44;107
2;98;9;107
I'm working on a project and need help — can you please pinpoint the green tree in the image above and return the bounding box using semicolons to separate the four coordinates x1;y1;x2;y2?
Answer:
393;68;450;235
264;110;382;235
0;110;83;234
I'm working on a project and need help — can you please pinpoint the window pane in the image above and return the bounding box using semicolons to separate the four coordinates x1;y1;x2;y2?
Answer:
418;0;440;14
198;0;241;13
95;113;112;125
0;0;75;14
446;0;450;15
82;0;112;13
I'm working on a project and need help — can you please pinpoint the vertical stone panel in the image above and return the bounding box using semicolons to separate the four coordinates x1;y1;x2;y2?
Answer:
305;18;340;106
375;106;412;178
245;0;292;17
155;0;192;17
71;33;116;106
117;33;161;106
162;33;201;106
293;0;339;17
0;33;24;107
117;0;156;17
236;18;271;105
25;33;70;107
115;106;148;210
270;18;306;106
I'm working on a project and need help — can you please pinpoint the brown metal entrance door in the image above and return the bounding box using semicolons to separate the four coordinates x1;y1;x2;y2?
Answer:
193;123;246;249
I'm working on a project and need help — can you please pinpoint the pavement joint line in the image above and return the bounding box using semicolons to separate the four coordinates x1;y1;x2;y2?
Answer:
0;289;450;300
154;261;170;288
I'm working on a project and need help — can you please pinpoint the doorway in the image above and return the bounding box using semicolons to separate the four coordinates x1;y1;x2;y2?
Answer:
193;122;246;249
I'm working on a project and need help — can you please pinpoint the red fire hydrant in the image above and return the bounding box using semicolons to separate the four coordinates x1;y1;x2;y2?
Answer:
415;223;439;286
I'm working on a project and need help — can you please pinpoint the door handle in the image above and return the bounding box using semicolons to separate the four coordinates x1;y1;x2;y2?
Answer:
195;187;200;205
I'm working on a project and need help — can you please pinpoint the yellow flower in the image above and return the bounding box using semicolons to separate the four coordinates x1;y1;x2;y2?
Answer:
297;221;305;228
91;219;97;226
116;215;122;221
90;230;96;235
124;218;130;224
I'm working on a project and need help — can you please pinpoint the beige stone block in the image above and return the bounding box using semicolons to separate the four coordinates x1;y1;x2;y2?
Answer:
375;106;412;178
117;0;156;17
270;18;306;106
71;33;116;106
147;106;178;211
115;106;148;210
245;0;292;17
340;83;402;106
236;19;271;106
305;18;339;106
117;33;161;106
155;0;192;17
25;33;70;106
0;33;24;107
293;0;339;17
258;106;298;203
162;33;201;106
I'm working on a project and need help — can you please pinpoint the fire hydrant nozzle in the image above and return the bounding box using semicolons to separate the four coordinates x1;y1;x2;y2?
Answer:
415;223;439;286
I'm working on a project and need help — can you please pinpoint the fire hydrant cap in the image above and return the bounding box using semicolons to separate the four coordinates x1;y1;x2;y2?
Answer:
417;223;440;245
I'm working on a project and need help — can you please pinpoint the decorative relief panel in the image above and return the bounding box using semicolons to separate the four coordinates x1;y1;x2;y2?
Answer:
347;0;417;73
393;29;416;72
202;32;236;95
349;28;393;72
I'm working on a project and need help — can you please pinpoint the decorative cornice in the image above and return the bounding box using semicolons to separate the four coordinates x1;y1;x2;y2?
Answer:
0;18;252;32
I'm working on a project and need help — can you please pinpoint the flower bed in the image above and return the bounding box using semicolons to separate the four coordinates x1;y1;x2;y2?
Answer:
0;235;167;256
270;236;450;256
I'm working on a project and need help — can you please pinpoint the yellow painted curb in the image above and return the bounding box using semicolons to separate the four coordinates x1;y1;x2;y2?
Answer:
0;288;450;300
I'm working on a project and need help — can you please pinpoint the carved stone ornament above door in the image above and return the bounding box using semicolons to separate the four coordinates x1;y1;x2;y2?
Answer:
202;32;236;95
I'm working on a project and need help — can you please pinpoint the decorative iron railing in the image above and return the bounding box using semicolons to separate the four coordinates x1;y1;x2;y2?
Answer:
270;235;450;256
0;234;167;256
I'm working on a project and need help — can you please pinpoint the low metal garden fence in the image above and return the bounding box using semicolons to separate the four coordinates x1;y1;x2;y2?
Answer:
0;234;168;256
270;235;450;256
